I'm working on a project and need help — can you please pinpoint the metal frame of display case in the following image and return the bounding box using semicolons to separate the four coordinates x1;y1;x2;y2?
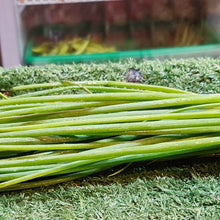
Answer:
0;0;22;68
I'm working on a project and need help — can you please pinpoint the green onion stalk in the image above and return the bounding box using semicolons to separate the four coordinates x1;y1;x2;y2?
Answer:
0;81;218;191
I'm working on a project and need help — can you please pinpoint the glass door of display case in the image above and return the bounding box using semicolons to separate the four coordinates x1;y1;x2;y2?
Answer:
1;0;220;67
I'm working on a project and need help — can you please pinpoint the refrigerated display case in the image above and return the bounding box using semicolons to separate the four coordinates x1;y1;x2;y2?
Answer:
1;0;220;67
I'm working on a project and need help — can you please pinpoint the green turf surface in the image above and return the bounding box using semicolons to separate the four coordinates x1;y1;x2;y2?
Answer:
1;57;220;94
0;58;219;219
0;157;219;220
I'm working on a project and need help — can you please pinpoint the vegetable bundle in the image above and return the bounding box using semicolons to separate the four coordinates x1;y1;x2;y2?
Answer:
32;37;116;56
0;81;219;192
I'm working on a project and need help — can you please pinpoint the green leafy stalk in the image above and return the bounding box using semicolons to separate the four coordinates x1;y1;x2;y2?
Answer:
0;81;218;191
0;103;47;111
12;82;63;91
87;95;220;114
0;92;8;100
0;142;119;151
0;158;100;188
2;110;220;133
0;102;104;118
3;146;218;192
0;137;41;145
15;85;153;98
0;164;56;173
105;81;194;94
0;136;219;189
12;81;192;94
0;92;194;107
1;118;220;138
0;135;219;168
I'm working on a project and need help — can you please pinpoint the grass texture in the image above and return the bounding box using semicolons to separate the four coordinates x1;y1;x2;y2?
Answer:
0;58;219;219
0;157;219;220
1;57;220;95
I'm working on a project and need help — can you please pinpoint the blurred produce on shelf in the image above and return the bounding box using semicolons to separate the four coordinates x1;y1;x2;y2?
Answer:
128;0;152;21
128;0;152;48
152;23;206;48
105;0;128;46
205;0;220;35
32;36;116;56
152;0;174;21
172;24;204;46
21;0;220;57
172;0;196;20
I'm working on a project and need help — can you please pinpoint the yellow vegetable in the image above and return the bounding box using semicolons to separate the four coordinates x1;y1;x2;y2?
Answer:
32;36;116;56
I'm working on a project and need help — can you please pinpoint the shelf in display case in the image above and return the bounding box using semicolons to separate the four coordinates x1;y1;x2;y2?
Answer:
16;0;111;6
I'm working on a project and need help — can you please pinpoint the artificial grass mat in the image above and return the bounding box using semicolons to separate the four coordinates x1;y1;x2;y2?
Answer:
0;157;219;219
0;58;219;219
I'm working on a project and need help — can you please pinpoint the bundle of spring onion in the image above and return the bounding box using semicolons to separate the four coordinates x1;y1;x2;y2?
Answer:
0;81;219;191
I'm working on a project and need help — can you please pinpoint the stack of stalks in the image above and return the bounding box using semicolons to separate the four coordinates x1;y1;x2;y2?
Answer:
0;81;219;191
